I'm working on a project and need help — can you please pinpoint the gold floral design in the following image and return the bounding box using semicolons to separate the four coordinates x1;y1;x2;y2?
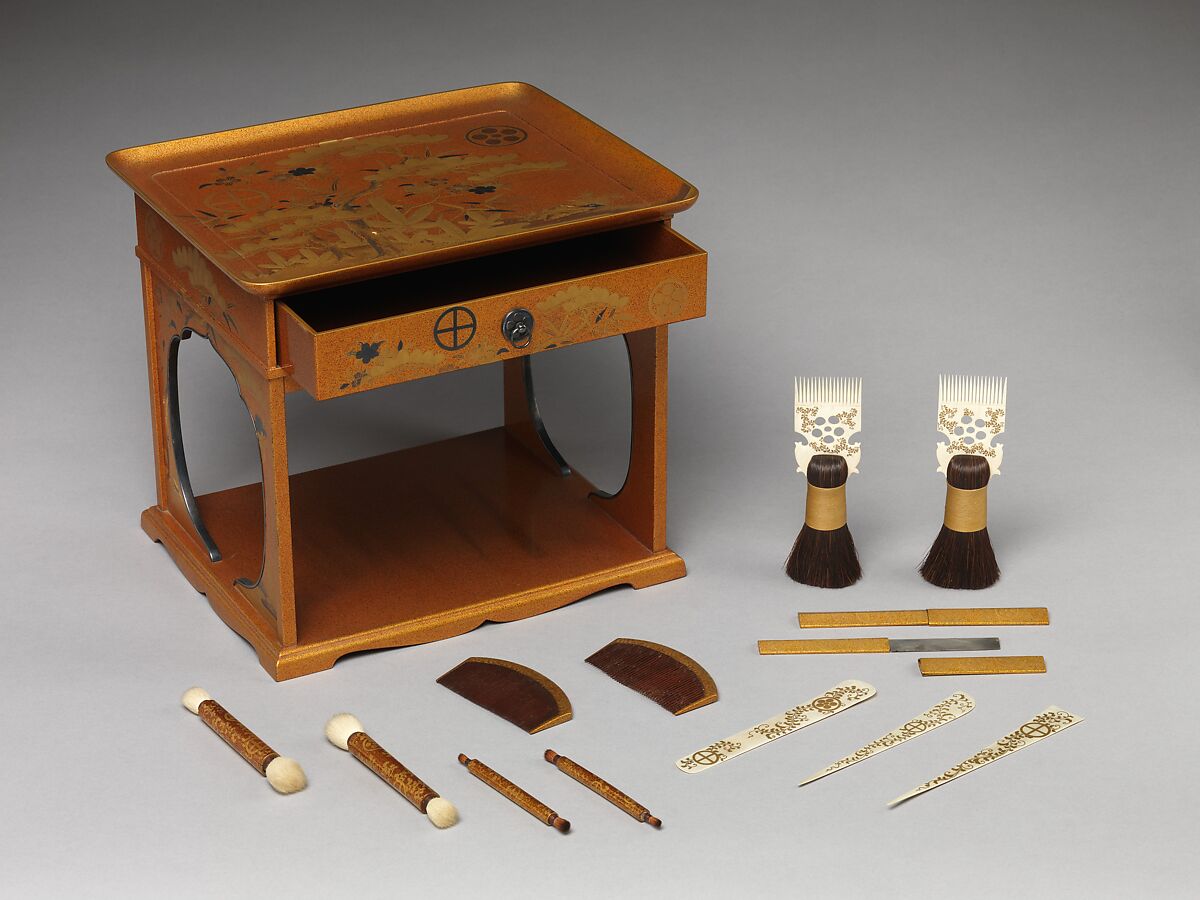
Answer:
537;284;632;346
158;124;642;284
648;280;687;318
171;245;238;332
938;405;1005;460
143;211;166;261
337;337;501;392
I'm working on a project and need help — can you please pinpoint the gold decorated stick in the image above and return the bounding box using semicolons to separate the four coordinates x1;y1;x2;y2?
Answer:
181;687;307;794
544;749;661;827
325;714;458;828
458;754;570;833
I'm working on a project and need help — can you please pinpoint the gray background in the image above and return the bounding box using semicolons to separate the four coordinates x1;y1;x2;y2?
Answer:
2;1;1197;896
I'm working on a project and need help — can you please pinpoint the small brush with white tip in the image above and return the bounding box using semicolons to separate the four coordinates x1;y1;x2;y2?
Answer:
325;713;458;829
181;687;307;795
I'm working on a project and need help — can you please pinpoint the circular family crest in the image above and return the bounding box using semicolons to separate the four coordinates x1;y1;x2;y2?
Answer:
1020;721;1052;739
434;306;477;351
467;125;527;147
812;695;843;712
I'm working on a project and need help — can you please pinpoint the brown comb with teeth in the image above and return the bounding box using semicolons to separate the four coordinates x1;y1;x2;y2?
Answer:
437;657;572;734
586;638;718;715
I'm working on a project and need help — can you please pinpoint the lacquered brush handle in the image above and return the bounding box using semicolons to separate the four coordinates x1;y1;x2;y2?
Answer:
198;700;278;775
348;732;439;813
458;754;569;832
544;750;660;826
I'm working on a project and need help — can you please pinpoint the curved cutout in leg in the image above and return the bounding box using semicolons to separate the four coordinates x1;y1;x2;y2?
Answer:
521;356;571;477
589;339;635;501
167;331;222;562
168;327;270;593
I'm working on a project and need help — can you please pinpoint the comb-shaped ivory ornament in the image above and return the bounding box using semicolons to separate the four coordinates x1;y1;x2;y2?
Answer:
794;377;863;476
936;375;1007;475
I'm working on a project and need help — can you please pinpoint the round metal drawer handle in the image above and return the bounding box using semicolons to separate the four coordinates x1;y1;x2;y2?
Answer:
501;308;535;349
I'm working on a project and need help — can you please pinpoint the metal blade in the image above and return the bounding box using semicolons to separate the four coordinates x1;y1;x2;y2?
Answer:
887;638;1000;653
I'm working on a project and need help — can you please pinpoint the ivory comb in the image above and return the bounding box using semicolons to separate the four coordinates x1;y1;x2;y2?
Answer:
936;375;1007;475
794;377;863;475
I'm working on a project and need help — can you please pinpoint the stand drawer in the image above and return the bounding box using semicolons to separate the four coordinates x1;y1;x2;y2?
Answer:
277;222;706;399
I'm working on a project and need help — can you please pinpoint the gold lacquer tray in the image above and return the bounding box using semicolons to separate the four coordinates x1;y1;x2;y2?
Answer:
106;82;698;296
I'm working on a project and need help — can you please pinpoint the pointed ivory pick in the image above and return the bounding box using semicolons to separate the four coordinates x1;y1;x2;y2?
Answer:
889;706;1082;806
799;692;975;786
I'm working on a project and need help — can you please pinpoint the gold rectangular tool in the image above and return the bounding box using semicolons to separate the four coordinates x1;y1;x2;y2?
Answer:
798;608;1049;628
918;656;1046;676
761;638;1000;655
798;611;928;628
926;608;1049;627
759;639;891;655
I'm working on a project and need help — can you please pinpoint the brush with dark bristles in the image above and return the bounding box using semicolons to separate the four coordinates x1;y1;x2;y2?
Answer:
786;377;863;588
920;375;1007;590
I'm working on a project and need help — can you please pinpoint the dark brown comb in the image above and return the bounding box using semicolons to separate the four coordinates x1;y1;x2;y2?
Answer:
436;657;572;734
585;638;718;715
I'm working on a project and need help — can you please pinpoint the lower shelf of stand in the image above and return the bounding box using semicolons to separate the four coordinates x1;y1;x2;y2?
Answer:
155;427;684;678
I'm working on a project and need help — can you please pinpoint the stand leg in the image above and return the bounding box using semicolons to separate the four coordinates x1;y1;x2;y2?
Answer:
142;269;297;646
502;356;570;475
594;326;669;551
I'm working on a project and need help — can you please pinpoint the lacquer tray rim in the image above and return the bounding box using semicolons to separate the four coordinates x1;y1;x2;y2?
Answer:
106;81;699;298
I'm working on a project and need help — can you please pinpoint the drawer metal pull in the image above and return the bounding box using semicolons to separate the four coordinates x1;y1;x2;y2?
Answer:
502;308;535;348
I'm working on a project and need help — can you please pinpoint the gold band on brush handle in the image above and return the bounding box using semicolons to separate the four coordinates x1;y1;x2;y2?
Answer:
458;754;570;833
804;483;847;531
944;484;988;533
347;732;439;813
544;750;661;827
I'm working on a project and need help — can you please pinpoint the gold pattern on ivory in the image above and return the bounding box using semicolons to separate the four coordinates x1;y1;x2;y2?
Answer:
676;680;875;773
799;692;975;787
936;374;1007;475
794;377;862;476
889;706;1082;806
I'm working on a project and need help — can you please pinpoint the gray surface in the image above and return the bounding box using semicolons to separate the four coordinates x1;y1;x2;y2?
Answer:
2;1;1198;896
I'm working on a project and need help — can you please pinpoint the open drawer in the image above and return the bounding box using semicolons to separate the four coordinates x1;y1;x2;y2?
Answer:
277;222;706;399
